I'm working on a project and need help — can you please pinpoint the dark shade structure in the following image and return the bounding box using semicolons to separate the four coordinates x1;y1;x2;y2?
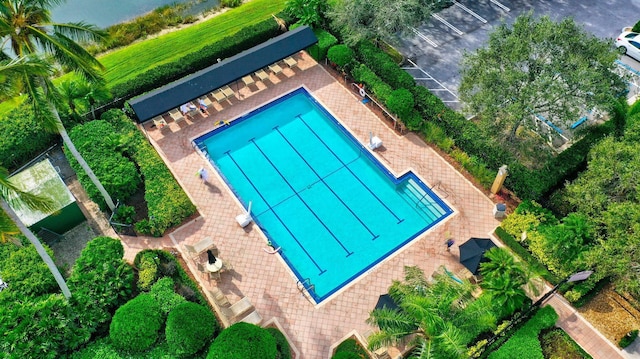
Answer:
459;238;497;274
374;294;400;311
128;26;318;123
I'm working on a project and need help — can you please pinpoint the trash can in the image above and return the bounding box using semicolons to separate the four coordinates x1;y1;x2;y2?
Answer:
493;203;507;219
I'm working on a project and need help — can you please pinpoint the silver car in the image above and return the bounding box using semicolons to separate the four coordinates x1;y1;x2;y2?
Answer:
616;31;640;62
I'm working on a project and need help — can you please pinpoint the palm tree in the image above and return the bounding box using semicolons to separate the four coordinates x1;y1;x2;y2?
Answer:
367;266;496;359
0;0;116;211
479;247;535;316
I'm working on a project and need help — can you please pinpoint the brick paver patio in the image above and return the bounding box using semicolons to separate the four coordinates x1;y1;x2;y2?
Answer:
115;52;622;358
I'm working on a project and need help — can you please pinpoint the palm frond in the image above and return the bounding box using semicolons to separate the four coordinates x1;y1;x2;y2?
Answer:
0;166;57;213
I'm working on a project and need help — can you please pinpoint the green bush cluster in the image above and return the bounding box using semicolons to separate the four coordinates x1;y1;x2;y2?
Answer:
632;20;640;33
0;106;57;172
112;17;281;104
327;44;354;68
134;249;208;306
99;109;196;236
354;41;414;90
494;227;560;284
137;251;160;291
166;302;217;356
0;244;57;299
386;88;415;120
308;28;337;61
68;237;135;336
266;327;292;359
109;294;163;353
66;120;142;210
332;338;369;359
619;329;639;348
149;277;186;315
222;0;243;7
207;322;277;359
488;306;558;359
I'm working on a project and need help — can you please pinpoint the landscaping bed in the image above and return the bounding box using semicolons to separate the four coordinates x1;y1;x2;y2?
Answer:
540;328;592;359
579;284;640;345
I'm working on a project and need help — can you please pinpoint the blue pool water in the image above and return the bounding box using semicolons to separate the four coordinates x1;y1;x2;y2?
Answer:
194;88;452;302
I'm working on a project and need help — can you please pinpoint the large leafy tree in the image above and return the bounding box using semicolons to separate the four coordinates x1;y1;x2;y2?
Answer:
459;12;625;141
367;266;495;359
0;0;116;211
328;0;446;45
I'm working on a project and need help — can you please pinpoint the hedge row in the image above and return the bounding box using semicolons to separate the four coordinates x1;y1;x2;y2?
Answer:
488;306;558;359
0;107;57;172
103;109;196;236
109;294;164;352
111;17;282;105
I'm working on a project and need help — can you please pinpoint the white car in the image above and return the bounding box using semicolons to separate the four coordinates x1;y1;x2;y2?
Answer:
616;31;640;62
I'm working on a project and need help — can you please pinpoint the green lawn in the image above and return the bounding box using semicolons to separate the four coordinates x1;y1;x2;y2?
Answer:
100;0;286;87
0;0;285;116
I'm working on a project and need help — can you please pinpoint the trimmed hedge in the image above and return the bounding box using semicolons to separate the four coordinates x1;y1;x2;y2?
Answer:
207;322;277;359
386;88;415;120
0;244;58;299
308;28;337;61
620;329;639;348
332;338;369;359
102;109;196;236
149;277;186;315
327;44;355;68
112;17;282;106
488;306;558;359
66;120;142;209
266;327;292;359
354;41;414;90
109;294;163;353
166;302;217;356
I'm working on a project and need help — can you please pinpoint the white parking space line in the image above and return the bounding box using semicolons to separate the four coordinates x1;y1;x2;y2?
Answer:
404;59;459;103
411;27;438;48
432;14;464;35
490;0;510;12
453;1;487;23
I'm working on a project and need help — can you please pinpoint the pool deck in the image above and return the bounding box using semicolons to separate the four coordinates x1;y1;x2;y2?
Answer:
129;52;501;358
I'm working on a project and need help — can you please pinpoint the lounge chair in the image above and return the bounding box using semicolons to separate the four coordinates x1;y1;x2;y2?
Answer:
212;89;226;103
183;237;216;259
255;69;269;83
283;56;298;68
242;75;255;87
169;109;184;123
222;297;254;322
221;85;234;98
268;63;283;75
152;116;167;129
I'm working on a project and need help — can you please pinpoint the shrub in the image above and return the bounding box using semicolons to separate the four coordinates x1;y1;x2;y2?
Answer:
0;106;57;172
308;29;337;61
207;322;277;359
494;227;560;284
137;251;160;291
0;244;57;299
66;120;142;209
333;338;369;359
266;327;292;359
222;0;243;8
327;44;355;68
354;41;414;90
633;20;640;33
149;277;186;315
101;110;196;236
540;328;593;359
109;294;163;353
166;302;217;356
351;63;393;104
501;212;542;239
112;205;135;225
488;306;558;359
68;237;135;336
386;88;415;119
619;329;639;348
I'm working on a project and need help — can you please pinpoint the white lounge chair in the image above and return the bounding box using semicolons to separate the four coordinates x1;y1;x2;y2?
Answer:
283;56;298;68
255;69;269;83
268;63;283;75
183;237;216;259
222;297;254;322
238;310;263;325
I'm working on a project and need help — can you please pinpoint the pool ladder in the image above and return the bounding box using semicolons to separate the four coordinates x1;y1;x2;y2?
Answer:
297;278;315;302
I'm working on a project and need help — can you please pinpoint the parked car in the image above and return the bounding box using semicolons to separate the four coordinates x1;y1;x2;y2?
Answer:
616;31;640;62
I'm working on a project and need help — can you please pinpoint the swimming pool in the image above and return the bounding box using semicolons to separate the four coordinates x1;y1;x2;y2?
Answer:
194;88;452;302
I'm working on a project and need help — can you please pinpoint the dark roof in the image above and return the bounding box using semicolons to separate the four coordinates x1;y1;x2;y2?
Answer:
128;26;318;122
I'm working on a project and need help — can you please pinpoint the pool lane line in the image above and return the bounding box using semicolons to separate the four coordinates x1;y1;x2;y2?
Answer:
224;150;327;275
252;153;364;218
295;114;405;224
249;138;355;257
273;126;379;241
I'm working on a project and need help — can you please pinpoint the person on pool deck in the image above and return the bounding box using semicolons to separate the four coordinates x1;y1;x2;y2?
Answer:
198;98;209;115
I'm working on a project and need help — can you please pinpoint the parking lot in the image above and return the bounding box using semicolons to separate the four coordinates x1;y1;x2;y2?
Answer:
397;0;640;111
